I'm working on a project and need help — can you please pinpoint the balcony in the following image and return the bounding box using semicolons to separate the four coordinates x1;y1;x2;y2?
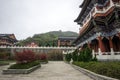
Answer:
0;41;13;46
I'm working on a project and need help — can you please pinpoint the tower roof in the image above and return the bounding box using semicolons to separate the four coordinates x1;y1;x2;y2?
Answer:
75;0;91;23
58;37;77;40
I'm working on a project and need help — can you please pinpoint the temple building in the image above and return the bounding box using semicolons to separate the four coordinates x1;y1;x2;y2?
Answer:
74;0;120;60
58;37;76;47
26;42;38;47
0;34;18;46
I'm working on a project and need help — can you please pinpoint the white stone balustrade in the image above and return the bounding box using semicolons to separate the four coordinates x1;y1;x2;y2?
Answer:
94;52;120;61
0;46;76;50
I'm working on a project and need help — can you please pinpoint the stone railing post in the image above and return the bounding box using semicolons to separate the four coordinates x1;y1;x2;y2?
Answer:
109;37;114;55
92;49;95;58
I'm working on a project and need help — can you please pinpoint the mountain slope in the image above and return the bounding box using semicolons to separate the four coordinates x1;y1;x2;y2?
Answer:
18;31;78;46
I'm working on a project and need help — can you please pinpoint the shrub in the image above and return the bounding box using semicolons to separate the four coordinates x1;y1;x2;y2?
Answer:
9;60;40;69
36;53;48;62
72;49;78;61
84;47;92;62
65;53;72;62
78;51;84;61
77;47;92;62
73;62;120;79
40;53;47;60
15;50;36;64
92;54;97;61
0;61;9;66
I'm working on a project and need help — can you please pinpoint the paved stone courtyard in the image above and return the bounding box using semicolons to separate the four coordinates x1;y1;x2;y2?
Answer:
0;61;93;80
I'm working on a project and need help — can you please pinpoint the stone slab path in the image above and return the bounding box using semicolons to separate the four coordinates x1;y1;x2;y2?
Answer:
0;61;93;80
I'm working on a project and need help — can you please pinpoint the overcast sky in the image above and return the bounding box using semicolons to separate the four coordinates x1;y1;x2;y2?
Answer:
0;0;83;40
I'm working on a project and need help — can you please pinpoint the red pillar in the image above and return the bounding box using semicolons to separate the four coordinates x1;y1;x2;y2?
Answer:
98;36;105;52
109;37;113;49
116;33;120;51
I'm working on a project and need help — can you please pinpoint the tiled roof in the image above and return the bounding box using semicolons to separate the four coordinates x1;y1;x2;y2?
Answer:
0;34;17;42
58;37;77;40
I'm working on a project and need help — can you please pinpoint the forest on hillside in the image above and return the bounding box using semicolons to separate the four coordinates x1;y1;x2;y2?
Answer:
17;31;78;46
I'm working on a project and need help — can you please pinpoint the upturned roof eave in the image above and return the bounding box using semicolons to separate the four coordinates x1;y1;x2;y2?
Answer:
74;0;91;23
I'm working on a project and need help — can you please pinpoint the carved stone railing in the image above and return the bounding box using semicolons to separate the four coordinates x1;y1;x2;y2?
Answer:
101;52;112;55
95;52;120;55
0;42;12;45
114;52;120;55
0;46;76;50
95;51;120;61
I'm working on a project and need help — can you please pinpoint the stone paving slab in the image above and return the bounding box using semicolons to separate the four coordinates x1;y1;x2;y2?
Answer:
0;61;93;80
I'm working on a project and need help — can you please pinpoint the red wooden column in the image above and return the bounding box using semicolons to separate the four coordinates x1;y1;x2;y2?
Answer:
118;33;120;51
109;37;114;53
98;36;105;54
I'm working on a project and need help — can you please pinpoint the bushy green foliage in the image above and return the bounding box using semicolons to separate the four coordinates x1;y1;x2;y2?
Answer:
9;60;40;69
92;54;97;61
77;47;92;62
36;53;48;63
84;47;92;62
65;53;72;62
71;48;92;62
72;49;78;61
78;51;84;61
0;61;9;66
73;62;120;79
65;47;93;62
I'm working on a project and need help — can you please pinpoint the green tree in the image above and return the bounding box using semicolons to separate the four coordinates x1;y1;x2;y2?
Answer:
77;47;92;62
72;49;78;61
65;53;71;62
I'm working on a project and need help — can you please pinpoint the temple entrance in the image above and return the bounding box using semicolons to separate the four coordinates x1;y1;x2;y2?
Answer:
102;37;110;52
112;36;120;51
